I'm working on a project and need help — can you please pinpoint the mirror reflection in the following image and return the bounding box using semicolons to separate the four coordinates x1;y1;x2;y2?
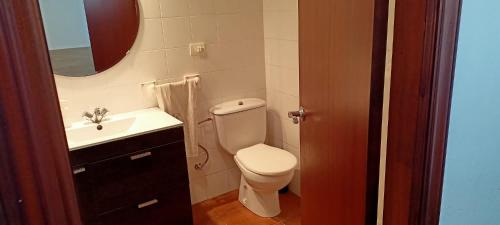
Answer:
38;0;139;77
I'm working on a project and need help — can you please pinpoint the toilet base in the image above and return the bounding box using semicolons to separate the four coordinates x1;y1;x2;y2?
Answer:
238;176;281;217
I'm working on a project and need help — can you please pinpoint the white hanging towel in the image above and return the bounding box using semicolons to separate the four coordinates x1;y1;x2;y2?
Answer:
155;77;200;157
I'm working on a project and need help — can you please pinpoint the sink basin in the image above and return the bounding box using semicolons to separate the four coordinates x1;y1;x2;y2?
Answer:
66;117;136;143
65;108;183;151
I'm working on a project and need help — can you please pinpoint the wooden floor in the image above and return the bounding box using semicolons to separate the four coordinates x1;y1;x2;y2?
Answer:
192;190;301;225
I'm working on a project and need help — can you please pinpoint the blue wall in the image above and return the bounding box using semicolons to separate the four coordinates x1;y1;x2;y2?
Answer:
440;1;500;225
38;0;91;50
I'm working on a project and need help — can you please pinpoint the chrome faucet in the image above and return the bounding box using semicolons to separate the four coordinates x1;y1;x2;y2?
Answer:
82;107;109;124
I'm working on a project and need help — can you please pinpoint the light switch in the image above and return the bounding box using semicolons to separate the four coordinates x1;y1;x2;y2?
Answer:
189;42;206;56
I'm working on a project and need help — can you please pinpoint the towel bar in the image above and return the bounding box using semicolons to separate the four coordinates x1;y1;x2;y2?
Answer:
140;73;200;86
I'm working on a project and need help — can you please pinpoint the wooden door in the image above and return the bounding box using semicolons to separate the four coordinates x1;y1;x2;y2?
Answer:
83;0;139;72
299;0;388;224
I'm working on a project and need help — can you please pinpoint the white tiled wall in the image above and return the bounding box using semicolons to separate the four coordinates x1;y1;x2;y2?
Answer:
263;0;300;196
55;0;266;204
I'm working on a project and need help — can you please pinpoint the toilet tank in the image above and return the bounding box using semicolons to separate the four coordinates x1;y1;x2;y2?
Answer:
210;98;267;155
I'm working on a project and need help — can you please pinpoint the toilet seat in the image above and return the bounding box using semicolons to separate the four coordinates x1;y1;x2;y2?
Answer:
235;144;297;176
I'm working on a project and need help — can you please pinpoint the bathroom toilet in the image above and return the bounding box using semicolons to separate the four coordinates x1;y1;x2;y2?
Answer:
211;98;297;217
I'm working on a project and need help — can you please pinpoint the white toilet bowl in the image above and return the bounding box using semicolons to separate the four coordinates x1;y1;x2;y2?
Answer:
210;98;298;217
234;144;296;217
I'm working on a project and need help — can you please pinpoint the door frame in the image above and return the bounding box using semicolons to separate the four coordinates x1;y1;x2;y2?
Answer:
382;0;462;225
0;0;82;225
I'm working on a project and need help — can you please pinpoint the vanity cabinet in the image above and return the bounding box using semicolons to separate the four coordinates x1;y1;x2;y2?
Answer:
69;127;193;225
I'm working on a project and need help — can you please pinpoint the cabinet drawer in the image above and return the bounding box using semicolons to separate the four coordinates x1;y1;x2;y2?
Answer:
70;127;184;166
74;141;189;215
90;185;193;225
83;141;185;182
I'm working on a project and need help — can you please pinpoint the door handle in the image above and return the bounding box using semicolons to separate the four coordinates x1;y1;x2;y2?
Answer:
288;106;306;124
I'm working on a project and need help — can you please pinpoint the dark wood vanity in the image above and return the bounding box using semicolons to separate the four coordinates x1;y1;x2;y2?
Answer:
69;127;193;225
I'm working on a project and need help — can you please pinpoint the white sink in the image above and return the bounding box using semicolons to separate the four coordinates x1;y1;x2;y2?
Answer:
65;108;183;151
66;117;136;143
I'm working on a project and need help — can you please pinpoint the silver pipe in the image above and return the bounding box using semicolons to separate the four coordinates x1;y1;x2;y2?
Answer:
194;117;213;170
195;144;210;170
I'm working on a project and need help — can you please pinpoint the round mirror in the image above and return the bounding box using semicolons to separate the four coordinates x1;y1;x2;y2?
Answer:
38;0;140;77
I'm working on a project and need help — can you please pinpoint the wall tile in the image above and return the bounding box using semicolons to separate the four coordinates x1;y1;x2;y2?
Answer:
280;67;299;97
268;65;298;97
159;0;189;17
239;66;266;92
289;171;301;196
263;11;297;40
133;50;169;82
206;171;230;199
135;19;165;51
266;39;298;68
240;0;263;14
188;0;215;15
284;143;300;168
280;94;300;148
267;112;284;147
189;177;208;204
263;0;297;12
190;15;217;43
218;41;245;69
216;14;243;42
241;12;264;40
193;43;224;72
266;66;281;92
214;0;241;14
200;148;228;175
227;167;242;190
198;71;225;100
242;39;266;66
264;39;272;64
104;84;152;113
166;47;197;76
162;17;191;48
140;0;161;18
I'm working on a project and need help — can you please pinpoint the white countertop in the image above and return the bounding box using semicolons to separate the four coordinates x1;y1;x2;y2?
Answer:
66;108;183;151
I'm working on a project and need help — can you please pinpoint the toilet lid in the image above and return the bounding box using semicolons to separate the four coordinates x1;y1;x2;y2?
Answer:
235;144;297;176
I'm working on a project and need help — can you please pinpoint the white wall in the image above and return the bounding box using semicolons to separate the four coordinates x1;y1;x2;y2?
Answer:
440;1;500;224
55;0;266;204
38;0;91;50
262;0;300;196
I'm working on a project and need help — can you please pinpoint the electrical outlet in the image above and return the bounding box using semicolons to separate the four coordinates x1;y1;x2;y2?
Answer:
189;42;206;56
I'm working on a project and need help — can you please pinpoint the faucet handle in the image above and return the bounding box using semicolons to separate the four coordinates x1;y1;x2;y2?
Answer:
100;107;109;116
93;107;108;116
82;111;94;123
82;111;93;119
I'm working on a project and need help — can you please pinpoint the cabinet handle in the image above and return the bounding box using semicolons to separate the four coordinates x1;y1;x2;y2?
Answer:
130;151;152;160
73;167;86;174
137;199;159;209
